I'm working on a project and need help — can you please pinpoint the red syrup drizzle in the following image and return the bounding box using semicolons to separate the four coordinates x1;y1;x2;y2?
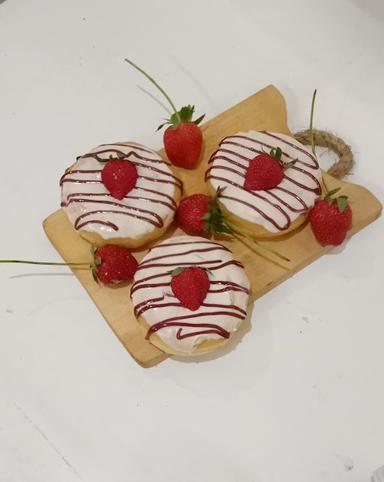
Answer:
62;192;176;212
60;146;182;233
98;143;161;157
261;131;319;168
136;258;243;273
138;245;230;266
130;243;236;293
176;327;227;340
62;199;163;228
74;209;162;230
223;132;319;169
205;172;292;230
130;278;249;296
208;150;310;212
146;313;245;340
83;147;170;165
209;150;320;192
206;132;322;231
60;169;182;191
134;296;247;318
212;144;321;192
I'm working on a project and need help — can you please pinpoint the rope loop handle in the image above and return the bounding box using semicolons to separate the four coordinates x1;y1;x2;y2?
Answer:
293;129;354;179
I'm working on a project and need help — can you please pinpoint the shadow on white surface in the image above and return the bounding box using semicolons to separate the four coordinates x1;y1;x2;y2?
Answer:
146;307;275;398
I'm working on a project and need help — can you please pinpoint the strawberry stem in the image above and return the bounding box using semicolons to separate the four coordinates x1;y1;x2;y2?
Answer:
0;260;89;267
206;187;290;264
309;89;317;155
125;58;181;124
230;228;290;263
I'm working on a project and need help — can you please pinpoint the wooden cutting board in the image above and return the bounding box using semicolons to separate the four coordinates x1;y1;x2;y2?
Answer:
43;85;382;368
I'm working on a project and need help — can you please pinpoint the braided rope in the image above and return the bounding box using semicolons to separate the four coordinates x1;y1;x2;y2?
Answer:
293;129;354;179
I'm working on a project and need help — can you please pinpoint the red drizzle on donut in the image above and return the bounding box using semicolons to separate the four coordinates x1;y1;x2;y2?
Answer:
205;132;322;231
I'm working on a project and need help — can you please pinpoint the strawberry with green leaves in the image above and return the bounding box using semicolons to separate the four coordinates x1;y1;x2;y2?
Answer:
305;89;353;246
309;187;352;246
125;59;204;169
176;190;233;238
0;244;138;286
93;245;138;284
160;105;204;169
244;147;296;191
176;188;290;262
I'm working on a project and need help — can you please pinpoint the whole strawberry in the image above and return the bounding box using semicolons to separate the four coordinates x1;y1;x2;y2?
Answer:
176;188;290;262
176;194;211;236
0;244;138;286
171;267;209;311
93;244;138;284
125;59;204;169
162;106;203;168
309;188;352;246
101;159;137;200
244;147;295;191
245;154;283;190
176;189;232;237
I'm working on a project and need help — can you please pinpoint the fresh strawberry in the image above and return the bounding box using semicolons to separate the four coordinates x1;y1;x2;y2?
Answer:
171;267;209;311
161;106;203;168
0;244;138;286
93;244;138;285
125;59;205;169
176;190;234;237
244;147;287;191
101;159;137;200
176;188;290;262
176;194;211;236
309;188;352;246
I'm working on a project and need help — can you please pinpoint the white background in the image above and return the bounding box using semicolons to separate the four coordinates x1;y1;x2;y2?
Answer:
0;1;383;481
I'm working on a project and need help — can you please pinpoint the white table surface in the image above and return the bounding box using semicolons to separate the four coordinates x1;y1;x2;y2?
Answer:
1;1;383;481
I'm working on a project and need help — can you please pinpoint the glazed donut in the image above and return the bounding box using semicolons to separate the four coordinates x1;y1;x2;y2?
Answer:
131;235;250;356
60;142;182;248
206;131;322;238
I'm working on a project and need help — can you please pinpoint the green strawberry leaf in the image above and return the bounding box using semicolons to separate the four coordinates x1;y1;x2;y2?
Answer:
94;256;102;266
169;267;187;277
193;113;205;125
203;187;233;236
270;147;282;161
283;157;298;169
169;266;212;278
177;105;195;123
169;111;181;125
325;187;341;201
167;105;205;127
91;267;100;284
336;195;349;213
156;119;171;131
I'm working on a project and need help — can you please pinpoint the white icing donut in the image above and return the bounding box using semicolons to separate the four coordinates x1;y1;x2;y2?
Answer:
206;131;322;233
60;142;182;241
131;235;250;355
